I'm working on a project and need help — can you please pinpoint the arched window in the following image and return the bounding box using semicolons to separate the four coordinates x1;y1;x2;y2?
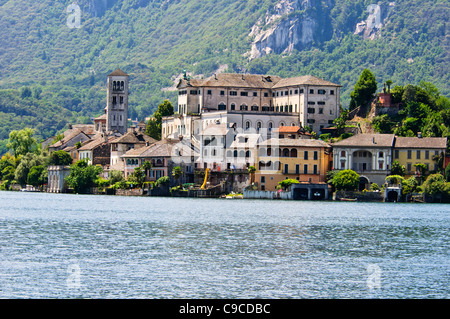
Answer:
212;149;217;156
218;103;226;111
268;122;273;132
246;150;251;158
113;81;117;90
234;150;238;158
379;151;384;158
341;151;346;157
283;148;290;157
239;150;245;158
245;121;251;130
290;149;298;158
120;81;124;90
267;148;272;156
279;122;285;127
231;103;236;111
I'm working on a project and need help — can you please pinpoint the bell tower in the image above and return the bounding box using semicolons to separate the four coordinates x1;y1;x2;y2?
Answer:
106;68;129;135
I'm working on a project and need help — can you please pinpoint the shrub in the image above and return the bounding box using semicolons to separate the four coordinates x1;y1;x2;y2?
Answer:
333;169;360;191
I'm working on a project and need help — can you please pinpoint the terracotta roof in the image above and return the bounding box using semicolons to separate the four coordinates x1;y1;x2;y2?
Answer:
51;129;90;148
113;131;156;144
78;136;116;151
122;139;198;158
394;137;447;149
179;73;282;89
278;126;302;133
69;124;96;136
108;68;129;77
332;134;395;148
94;114;107;121
272;75;341;88
259;138;331;148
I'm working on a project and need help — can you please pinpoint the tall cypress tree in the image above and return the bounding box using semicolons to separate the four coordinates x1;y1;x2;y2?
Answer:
349;69;377;110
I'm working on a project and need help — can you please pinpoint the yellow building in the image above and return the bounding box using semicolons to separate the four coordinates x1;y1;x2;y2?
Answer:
393;137;447;178
255;138;332;191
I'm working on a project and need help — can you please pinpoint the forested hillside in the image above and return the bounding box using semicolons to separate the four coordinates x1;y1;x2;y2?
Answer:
0;0;448;154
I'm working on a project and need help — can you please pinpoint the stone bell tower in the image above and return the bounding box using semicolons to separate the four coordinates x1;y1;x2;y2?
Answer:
106;68;129;135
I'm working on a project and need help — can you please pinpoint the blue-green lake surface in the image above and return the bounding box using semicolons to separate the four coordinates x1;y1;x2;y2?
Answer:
0;191;448;298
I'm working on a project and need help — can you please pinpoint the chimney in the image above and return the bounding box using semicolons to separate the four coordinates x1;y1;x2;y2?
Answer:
373;137;377;144
418;132;422;138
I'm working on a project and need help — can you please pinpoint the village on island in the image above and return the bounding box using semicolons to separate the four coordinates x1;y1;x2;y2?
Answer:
3;68;449;203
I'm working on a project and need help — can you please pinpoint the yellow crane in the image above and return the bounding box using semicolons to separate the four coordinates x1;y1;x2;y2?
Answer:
201;168;210;190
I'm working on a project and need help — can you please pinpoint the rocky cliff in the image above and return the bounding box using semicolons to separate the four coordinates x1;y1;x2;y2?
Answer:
247;0;332;60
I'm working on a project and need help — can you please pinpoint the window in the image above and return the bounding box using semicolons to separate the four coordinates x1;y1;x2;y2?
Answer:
308;101;316;105
379;152;384;158
307;119;315;124
284;164;289;174
261;176;266;183
240;92;248;97
318;101;325;105
230;91;237;96
407;163;412;172
318;89;326;95
330;90;335;95
245;121;251;130
240;104;248;111
207;90;212;95
310;89;314;94
341;151;346;157
294;89;298;94
120;96;124;104
220;91;225;96
304;151;308;160
112;96;117;104
308;108;315;114
407;150;412;159
257;122;262;131
285;91;289;96
231;103;236;111
280;91;283;96
395;150;399;159
264;92;269;97
218;103;226;111
416;150;421;159
425;150;429;159
253;92;258;97
251;105;259;111
190;90;198;95
296;165;300;174
313;165;318;174
314;151;318;160
304;164;308;174
318;108;323;114
299;89;304;94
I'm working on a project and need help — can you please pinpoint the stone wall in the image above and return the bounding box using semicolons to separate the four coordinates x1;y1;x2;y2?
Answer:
335;190;384;202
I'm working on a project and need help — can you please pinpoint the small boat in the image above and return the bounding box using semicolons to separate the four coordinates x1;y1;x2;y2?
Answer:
340;198;357;202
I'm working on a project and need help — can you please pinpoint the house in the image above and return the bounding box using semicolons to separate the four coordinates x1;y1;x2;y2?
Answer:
276;125;313;139
332;134;396;189
48;128;92;152
47;165;71;193
393;136;447;178
162;73;341;139
109;129;157;171
121;139;198;184
256;138;332;191
78;135;117;169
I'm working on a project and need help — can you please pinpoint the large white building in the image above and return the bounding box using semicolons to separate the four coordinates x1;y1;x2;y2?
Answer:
162;73;341;141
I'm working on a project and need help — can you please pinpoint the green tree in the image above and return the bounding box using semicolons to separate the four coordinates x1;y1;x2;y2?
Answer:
386;175;405;185
128;167;146;188
391;160;406;176
372;114;394;134
27;165;46;187
349;69;377;111
248;165;256;185
145;100;174;140
14;152;48;186
445;163;450;182
278;178;300;191
332;169;360;191
422;174;446;202
109;170;124;184
172;166;183;187
7;128;38;157
49;150;73;166
142;160;152;179
66;159;103;193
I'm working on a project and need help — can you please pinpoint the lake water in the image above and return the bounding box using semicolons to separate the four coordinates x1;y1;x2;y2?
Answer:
0;191;448;299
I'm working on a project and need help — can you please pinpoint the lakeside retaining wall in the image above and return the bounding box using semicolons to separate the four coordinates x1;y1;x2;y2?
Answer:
335;190;384;202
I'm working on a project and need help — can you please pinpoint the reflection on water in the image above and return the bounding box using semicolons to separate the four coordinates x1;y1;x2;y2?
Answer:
0;191;448;298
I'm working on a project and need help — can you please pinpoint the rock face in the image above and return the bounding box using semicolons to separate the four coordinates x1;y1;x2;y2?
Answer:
354;2;396;40
248;0;331;60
